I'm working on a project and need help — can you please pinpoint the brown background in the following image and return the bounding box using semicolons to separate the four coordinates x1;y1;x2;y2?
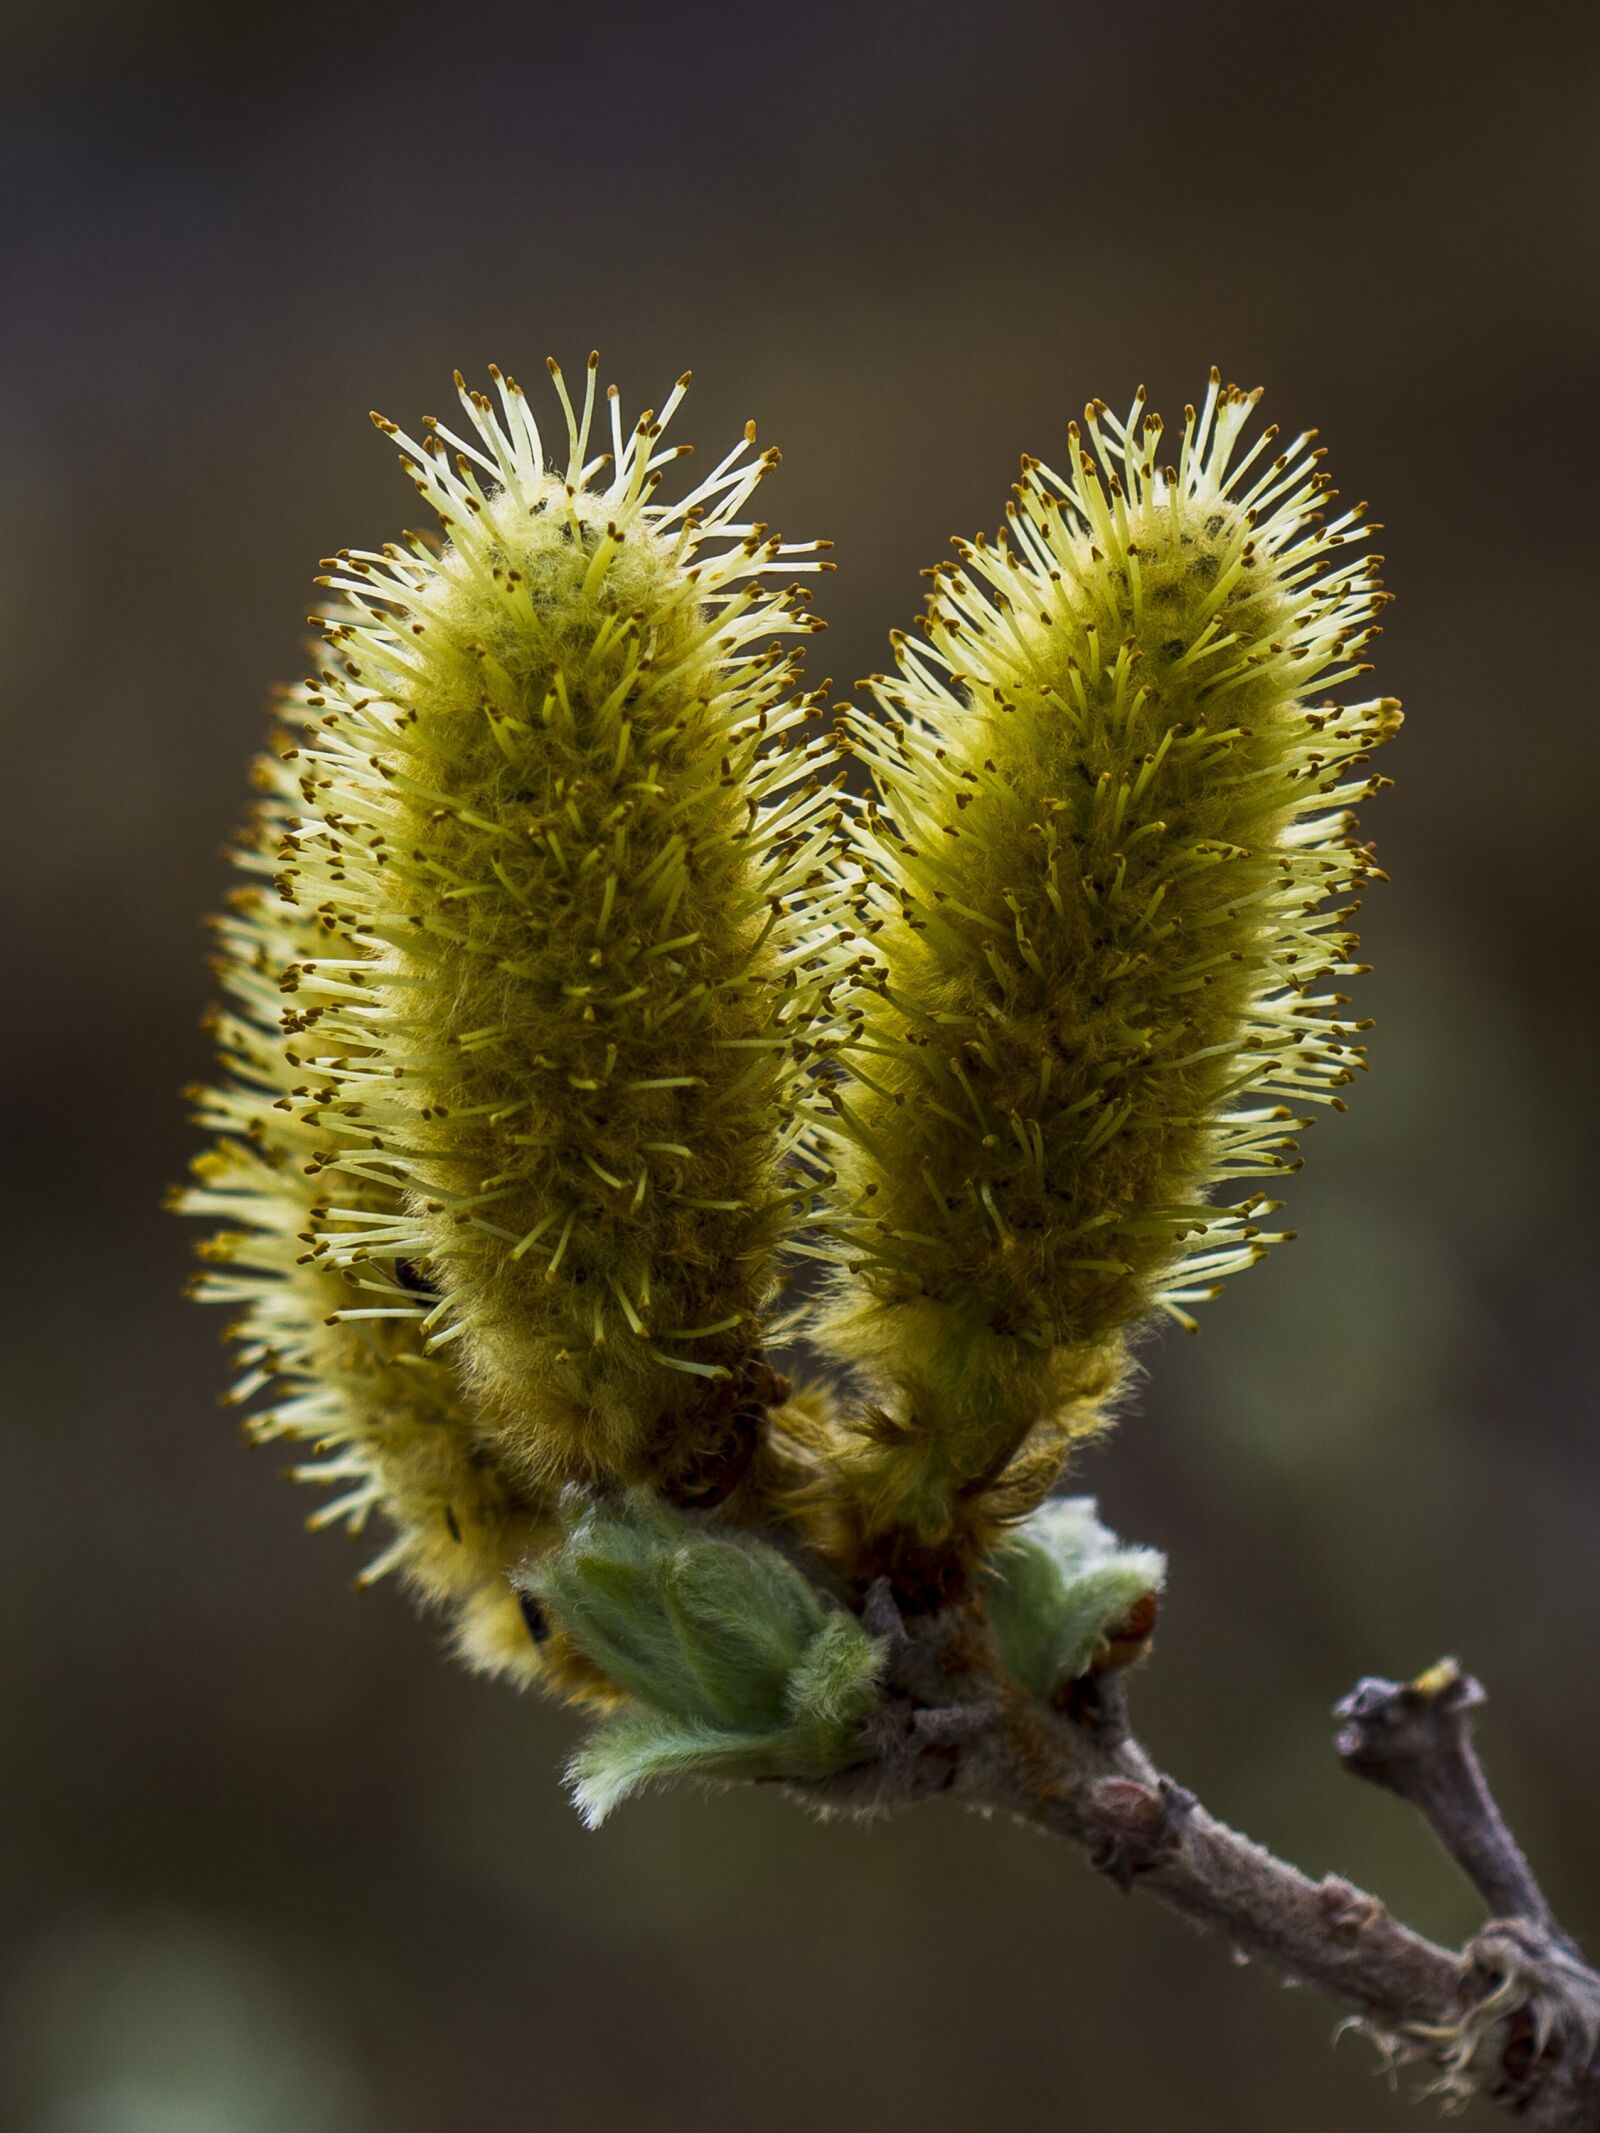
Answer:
4;1;1598;2126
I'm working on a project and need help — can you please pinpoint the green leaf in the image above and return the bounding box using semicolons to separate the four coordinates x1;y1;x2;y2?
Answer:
525;1493;885;1823
984;1497;1165;1700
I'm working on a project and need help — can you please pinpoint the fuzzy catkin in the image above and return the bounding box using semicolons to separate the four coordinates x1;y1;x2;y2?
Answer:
269;363;843;1501
815;373;1398;1576
183;360;846;1653
180;757;559;1685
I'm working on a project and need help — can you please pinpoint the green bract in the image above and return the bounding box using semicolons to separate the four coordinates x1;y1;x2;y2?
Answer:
526;1494;884;1823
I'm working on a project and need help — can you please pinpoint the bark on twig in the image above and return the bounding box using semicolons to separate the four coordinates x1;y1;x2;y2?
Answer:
1333;1659;1563;1939
797;1607;1600;2129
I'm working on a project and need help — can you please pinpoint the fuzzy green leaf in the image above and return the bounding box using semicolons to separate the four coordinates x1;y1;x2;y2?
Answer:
984;1497;1165;1700
526;1494;885;1822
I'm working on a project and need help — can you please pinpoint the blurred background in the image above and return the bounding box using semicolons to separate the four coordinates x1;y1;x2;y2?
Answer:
4;0;1597;2125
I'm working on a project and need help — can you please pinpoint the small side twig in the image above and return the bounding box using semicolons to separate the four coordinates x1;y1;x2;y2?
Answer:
1333;1658;1563;1939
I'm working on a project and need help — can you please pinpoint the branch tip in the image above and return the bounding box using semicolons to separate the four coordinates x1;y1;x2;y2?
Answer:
1334;1658;1561;1937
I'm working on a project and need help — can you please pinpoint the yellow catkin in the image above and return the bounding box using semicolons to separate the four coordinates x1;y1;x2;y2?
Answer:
274;365;846;1500
181;755;558;1684
812;374;1398;1589
183;359;848;1660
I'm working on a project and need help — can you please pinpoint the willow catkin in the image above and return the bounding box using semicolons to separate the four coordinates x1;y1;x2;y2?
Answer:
180;756;560;1685
814;373;1398;1582
183;359;847;1655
